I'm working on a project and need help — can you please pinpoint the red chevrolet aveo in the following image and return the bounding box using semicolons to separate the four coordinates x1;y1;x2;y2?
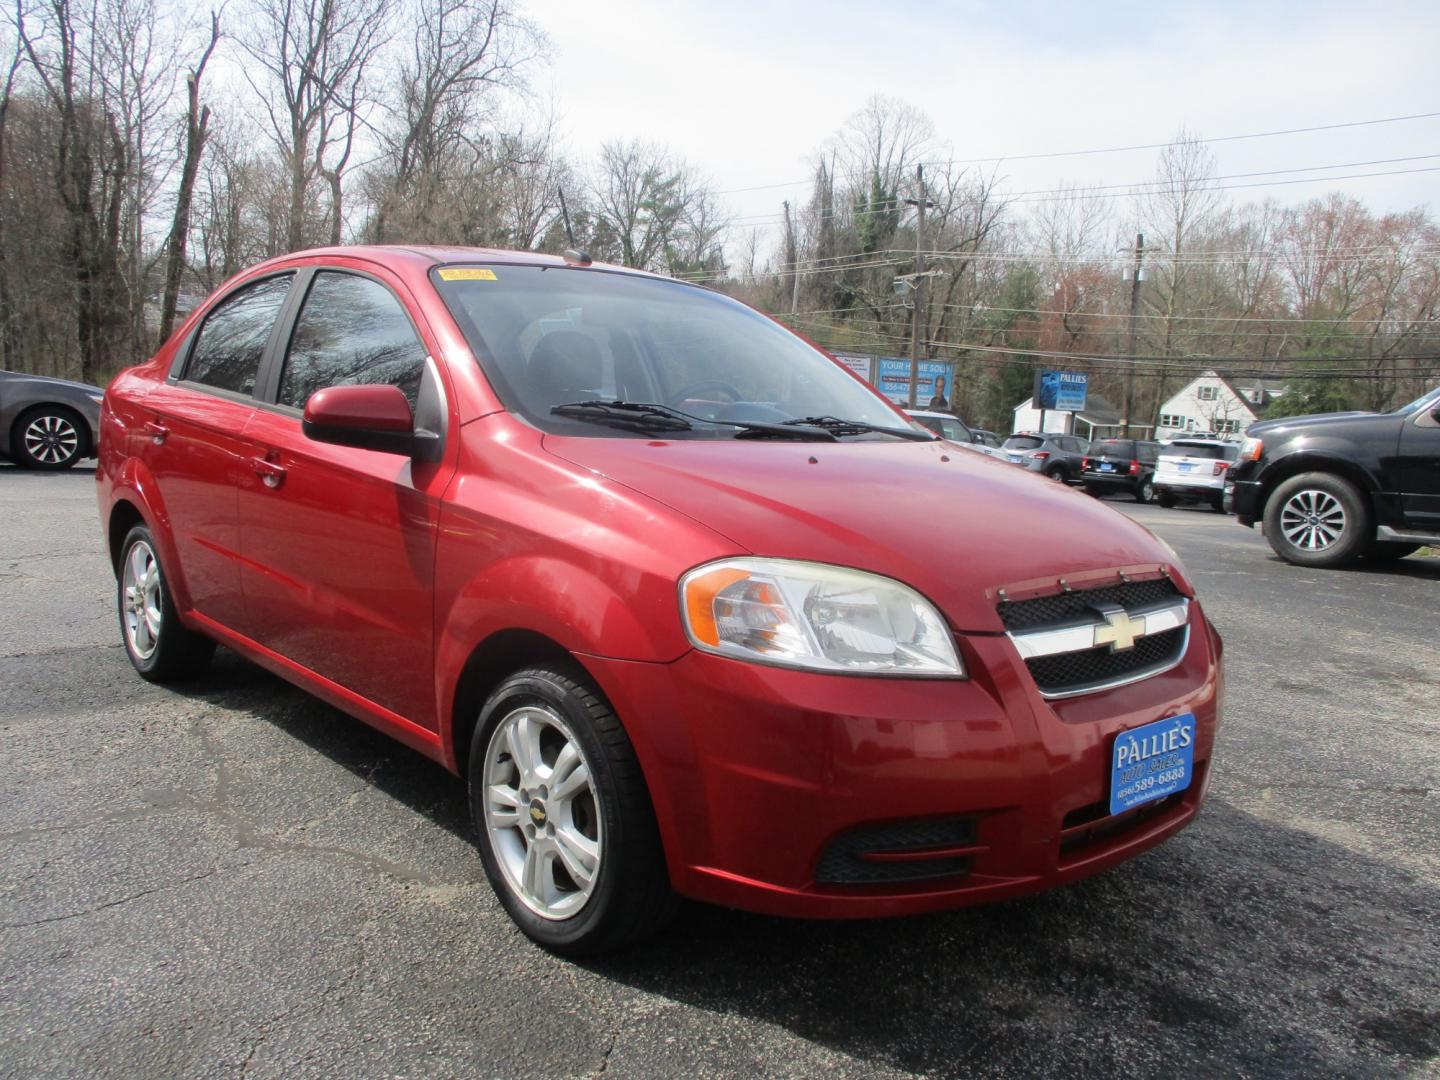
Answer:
97;247;1222;953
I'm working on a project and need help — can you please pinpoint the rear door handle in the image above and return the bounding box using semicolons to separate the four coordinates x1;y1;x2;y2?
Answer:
250;457;287;488
144;421;168;445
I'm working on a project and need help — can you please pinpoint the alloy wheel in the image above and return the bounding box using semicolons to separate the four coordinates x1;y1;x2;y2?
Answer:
23;413;80;466
1280;489;1346;551
122;540;163;659
482;704;602;920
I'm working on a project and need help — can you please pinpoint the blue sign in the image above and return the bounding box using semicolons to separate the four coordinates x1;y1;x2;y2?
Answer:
1036;370;1088;413
1109;713;1196;816
877;358;953;406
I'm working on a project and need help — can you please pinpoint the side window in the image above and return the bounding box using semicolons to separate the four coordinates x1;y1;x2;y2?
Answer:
186;274;293;395
278;272;426;410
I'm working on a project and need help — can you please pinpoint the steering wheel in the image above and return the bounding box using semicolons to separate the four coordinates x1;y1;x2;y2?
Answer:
670;379;743;406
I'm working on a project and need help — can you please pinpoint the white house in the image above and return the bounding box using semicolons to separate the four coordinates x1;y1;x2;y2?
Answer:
1011;392;1143;439
1155;371;1285;439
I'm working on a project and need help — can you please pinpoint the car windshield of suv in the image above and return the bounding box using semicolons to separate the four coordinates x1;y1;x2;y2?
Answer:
432;264;907;438
1393;385;1440;415
1166;442;1229;459
1003;435;1044;451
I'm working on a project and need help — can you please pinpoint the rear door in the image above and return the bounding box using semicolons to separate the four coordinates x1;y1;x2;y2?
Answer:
138;273;293;629
237;265;455;729
1397;402;1440;529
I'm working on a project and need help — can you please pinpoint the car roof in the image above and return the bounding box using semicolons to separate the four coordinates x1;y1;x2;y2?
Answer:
237;244;669;282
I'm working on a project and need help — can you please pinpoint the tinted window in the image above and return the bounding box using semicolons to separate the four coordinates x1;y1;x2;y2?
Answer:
1167;442;1227;459
279;272;426;410
1094;439;1136;457
1004;436;1044;450
187;274;292;395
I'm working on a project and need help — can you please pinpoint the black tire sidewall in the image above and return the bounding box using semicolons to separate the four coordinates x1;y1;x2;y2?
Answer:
11;404;87;470
1263;472;1371;568
467;667;652;954
117;525;210;680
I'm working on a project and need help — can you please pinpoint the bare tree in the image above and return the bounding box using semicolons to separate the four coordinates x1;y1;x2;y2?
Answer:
590;139;699;272
158;8;219;342
240;0;389;251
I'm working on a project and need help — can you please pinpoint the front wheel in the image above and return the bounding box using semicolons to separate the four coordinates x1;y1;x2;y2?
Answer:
117;526;216;681
11;405;87;469
1262;472;1371;568
469;664;676;955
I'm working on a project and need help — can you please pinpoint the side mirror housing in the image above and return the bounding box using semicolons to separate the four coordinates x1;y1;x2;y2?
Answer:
303;384;428;457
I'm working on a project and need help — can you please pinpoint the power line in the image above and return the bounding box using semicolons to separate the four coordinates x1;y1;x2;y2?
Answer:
712;111;1440;197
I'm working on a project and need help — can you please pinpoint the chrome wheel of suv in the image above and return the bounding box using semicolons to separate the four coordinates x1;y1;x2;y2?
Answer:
1279;489;1345;551
482;704;602;920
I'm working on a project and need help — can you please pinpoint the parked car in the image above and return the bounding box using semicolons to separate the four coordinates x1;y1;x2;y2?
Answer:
1082;438;1163;502
1227;386;1440;567
97;246;1222;954
1002;432;1089;483
971;428;1002;449
1;369;103;469
904;409;1008;460
1153;438;1240;511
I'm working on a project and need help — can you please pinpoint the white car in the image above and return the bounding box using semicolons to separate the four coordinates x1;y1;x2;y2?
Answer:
904;410;1009;460
1153;437;1240;510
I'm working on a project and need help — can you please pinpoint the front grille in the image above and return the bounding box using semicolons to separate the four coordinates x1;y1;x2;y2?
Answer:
997;578;1181;631
814;816;978;885
1024;626;1186;695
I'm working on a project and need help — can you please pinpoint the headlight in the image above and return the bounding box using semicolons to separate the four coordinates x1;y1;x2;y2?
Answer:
679;558;964;677
1239;436;1262;462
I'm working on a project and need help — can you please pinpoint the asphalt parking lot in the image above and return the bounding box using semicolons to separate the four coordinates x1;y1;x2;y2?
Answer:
2;464;1437;1079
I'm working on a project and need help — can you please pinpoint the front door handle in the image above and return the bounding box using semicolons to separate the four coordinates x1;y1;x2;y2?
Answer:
144;421;168;445
251;457;286;489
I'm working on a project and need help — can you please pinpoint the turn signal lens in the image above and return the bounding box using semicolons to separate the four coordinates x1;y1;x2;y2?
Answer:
679;558;965;677
1239;437;1263;462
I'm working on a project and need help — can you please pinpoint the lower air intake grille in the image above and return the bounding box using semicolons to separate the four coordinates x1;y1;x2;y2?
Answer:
1024;625;1186;695
814;817;978;885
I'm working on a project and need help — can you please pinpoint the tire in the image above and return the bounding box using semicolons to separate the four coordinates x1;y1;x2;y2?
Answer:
468;664;676;955
10;404;88;470
1210;494;1228;514
1262;472;1371;569
1084;485;1103;498
1136;477;1155;504
117;525;216;681
1156;493;1177;509
1363;540;1420;563
1044;466;1068;484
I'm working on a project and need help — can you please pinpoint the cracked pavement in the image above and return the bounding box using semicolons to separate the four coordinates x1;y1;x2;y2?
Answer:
1;463;1437;1078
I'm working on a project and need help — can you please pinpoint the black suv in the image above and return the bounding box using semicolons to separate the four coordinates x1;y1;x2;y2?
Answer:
1229;385;1440;568
1081;438;1162;502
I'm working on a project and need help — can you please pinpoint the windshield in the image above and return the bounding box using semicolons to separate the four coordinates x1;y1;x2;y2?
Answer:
1393;385;1440;416
1003;435;1044;451
432;264;903;437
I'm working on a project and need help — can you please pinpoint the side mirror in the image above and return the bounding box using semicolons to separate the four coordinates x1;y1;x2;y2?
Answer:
303;384;427;457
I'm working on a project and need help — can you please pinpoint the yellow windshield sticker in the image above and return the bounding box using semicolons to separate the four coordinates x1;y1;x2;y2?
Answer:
438;267;498;281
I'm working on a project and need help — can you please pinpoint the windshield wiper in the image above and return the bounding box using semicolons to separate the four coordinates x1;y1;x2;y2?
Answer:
552;400;839;441
775;415;936;441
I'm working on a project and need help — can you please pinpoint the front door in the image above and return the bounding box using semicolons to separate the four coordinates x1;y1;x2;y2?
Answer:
1397;402;1440;530
237;267;452;730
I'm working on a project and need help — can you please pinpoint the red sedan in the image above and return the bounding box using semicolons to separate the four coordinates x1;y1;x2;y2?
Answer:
96;246;1222;953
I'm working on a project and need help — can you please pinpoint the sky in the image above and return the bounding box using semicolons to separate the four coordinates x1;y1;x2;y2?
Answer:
529;0;1440;248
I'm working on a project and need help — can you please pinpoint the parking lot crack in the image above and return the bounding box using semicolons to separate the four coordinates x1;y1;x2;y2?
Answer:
1;868;224;929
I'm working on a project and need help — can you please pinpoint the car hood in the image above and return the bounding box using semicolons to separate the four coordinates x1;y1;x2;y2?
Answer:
542;434;1187;633
1247;410;1379;435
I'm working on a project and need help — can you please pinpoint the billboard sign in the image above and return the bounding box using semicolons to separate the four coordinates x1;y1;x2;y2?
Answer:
1035;370;1089;413
877;358;953;406
832;354;873;381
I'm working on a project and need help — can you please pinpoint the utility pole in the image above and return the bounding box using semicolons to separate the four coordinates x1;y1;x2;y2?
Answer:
1124;232;1144;437
905;164;934;408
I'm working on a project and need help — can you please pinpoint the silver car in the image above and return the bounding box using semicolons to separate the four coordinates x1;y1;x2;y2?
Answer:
1;370;104;469
1001;432;1090;483
905;410;1009;460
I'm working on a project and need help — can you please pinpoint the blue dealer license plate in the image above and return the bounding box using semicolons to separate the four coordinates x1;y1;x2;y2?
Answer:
1009;454;1022;463
1100;462;1115;472
1109;713;1196;816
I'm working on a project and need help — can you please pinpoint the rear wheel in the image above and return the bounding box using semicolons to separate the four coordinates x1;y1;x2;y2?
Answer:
11;404;87;469
1156;492;1177;509
117;525;216;680
469;664;676;955
1045;466;1069;484
1136;477;1155;504
1262;472;1371;569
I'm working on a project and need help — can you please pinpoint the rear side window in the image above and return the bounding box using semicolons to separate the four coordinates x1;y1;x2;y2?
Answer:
278;272;426;410
186;274;293;395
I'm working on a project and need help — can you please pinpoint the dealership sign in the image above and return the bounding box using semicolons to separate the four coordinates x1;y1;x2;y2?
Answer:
1035;370;1088;413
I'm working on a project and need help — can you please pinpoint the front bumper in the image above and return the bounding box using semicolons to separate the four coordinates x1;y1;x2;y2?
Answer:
1230;479;1262;526
581;605;1222;919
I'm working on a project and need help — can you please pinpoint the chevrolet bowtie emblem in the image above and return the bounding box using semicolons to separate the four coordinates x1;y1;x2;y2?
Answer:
1091;604;1144;651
